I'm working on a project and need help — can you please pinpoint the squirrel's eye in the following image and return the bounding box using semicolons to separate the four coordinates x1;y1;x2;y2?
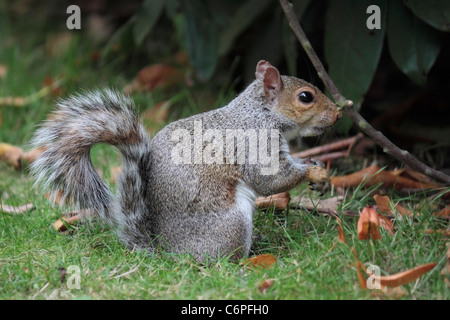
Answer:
298;91;314;103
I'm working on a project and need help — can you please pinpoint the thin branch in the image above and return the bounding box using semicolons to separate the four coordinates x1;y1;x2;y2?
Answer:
279;0;450;185
291;133;363;159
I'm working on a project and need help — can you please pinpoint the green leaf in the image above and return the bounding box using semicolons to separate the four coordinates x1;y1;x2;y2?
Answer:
403;0;450;32
133;0;165;46
182;1;220;81
387;1;442;85
218;0;272;56
324;0;387;105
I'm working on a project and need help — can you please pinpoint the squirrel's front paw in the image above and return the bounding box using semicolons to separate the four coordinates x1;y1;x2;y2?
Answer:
305;166;330;196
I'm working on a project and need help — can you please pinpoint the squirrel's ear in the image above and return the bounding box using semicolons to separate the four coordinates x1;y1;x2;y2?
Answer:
263;66;283;99
255;60;273;80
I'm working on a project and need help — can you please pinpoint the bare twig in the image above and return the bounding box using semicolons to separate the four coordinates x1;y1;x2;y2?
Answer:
291;132;363;159
279;0;450;185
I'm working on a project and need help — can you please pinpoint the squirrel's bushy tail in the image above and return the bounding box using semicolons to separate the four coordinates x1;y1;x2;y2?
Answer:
30;89;149;221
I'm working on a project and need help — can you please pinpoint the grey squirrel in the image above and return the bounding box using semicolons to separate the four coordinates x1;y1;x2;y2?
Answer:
30;61;342;262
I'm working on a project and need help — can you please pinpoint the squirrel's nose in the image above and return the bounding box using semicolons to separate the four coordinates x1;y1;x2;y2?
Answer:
336;110;343;121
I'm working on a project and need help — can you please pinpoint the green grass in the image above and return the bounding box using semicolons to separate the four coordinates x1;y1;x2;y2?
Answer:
0;9;449;300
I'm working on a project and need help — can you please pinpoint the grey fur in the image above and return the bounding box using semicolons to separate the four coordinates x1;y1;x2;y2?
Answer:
30;63;340;262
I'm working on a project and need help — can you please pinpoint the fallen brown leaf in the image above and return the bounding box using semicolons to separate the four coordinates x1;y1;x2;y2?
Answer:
255;192;290;210
378;214;395;236
52;214;82;232
331;165;441;190
356;261;368;290
0;143;24;169
243;254;277;269
123;64;182;94
434;206;450;217
258;279;274;293
357;207;370;240
393;168;435;185
336;217;347;244
373;194;391;214
291;195;343;214
375;262;437;287
0;203;34;214
373;194;413;216
368;207;381;240
357;206;381;240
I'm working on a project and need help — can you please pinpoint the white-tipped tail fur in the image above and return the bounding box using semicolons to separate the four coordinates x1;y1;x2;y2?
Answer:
30;89;150;221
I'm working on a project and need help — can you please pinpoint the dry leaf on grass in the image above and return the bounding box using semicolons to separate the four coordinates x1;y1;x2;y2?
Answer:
0;143;24;169
434;206;450;217
0;203;34;214
357;206;381;240
391;168;436;185
123;64;183;94
378;215;395;236
336;217;347;244
334;208;435;291
354;249;436;290
373;194;413;216
258;279;274;293
356;261;368;290
243;254;277;269
291;195;344;214
331;165;441;190
255;192;290;210
375;262;437;287
0;143;45;169
52;214;82;232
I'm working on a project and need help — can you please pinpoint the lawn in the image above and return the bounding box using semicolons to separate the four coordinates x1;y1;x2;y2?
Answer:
0;7;448;300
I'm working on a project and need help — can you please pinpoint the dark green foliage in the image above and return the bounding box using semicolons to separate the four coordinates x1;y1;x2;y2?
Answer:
105;0;450;134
